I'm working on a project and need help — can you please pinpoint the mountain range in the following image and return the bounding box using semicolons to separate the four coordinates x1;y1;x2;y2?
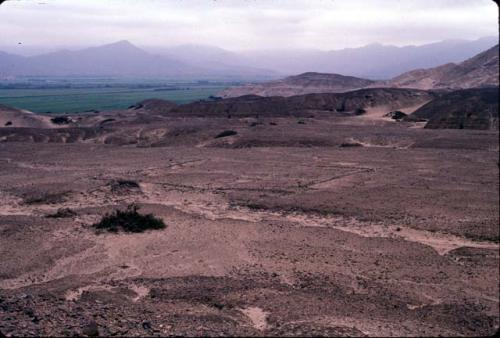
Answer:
234;36;498;79
0;36;497;81
0;41;277;81
220;44;499;98
379;44;499;90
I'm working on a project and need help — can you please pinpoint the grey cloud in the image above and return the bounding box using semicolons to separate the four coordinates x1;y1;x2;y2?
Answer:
0;0;497;51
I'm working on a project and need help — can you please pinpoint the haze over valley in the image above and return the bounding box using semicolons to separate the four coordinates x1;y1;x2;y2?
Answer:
1;36;498;80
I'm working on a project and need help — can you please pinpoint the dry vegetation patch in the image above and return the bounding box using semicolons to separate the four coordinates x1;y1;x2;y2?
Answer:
92;204;166;233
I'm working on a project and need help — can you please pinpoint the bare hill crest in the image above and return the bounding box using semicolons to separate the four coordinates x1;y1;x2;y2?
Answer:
218;72;375;98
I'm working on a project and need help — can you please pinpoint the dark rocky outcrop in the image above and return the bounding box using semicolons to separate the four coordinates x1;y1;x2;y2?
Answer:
50;116;72;125
411;87;499;130
385;111;407;120
156;88;435;118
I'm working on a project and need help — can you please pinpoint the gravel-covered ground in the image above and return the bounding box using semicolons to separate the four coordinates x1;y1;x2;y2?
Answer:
0;109;498;336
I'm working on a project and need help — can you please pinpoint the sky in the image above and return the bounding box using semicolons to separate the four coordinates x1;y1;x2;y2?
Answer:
0;0;498;53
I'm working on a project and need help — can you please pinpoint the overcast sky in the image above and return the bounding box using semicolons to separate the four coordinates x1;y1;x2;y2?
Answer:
0;0;498;53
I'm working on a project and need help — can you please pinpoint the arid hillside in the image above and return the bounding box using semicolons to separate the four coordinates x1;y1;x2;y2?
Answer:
218;72;375;98
150;88;433;118
410;87;499;130
382;44;499;90
0;88;435;146
218;45;499;97
0;104;53;129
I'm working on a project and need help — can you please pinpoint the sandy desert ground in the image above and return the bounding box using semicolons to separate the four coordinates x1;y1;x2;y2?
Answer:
0;103;499;336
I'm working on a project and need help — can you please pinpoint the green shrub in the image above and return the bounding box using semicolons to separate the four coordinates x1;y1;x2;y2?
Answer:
93;204;166;233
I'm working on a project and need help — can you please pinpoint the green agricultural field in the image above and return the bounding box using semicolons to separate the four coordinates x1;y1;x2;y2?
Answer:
0;85;228;113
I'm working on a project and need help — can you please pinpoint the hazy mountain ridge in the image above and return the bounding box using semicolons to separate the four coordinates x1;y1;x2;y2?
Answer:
220;44;499;98
236;36;498;79
0;41;277;81
0;36;497;81
381;44;499;90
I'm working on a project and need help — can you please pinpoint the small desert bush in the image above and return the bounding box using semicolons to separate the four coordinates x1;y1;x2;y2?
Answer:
115;179;140;188
50;116;71;125
215;130;237;138
354;108;367;115
108;179;141;193
93;204;166;233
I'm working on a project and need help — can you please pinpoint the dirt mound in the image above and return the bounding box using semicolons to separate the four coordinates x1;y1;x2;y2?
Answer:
411;87;499;130
0;104;53;128
129;99;177;115
0;127;103;143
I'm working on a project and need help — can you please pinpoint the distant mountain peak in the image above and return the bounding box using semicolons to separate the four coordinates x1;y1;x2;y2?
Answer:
289;72;358;78
106;40;139;48
108;40;135;47
88;40;143;53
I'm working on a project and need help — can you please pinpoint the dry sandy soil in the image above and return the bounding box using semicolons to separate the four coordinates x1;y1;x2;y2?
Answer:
0;106;498;336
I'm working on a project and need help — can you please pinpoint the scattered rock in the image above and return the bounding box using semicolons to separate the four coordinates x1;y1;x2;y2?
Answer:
385;110;407;120
108;179;141;193
215;130;238;138
82;320;99;337
23;191;70;205
340;142;363;147
46;208;77;218
354;108;367;115
99;118;116;125
50;116;72;125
